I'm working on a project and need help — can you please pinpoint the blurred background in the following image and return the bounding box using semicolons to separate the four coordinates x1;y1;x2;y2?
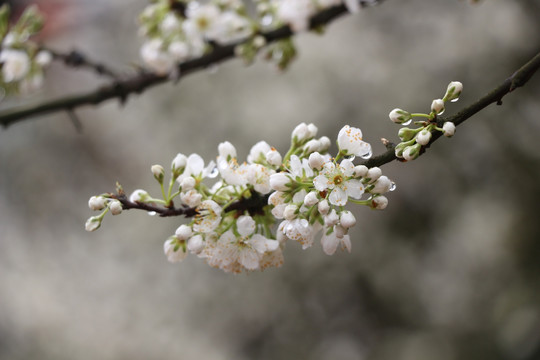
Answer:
1;0;540;359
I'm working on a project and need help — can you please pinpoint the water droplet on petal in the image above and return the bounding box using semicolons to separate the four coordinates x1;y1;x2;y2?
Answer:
390;182;396;191
360;150;372;159
208;167;219;178
450;97;459;103
437;109;445;115
148;211;157;216
402;119;412;126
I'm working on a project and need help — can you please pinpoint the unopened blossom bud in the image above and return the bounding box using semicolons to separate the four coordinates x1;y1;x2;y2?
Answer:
218;141;237;159
304;191;319;207
0;49;30;82
88;196;107;211
308;152;325;170
307;123;318;138
180;176;196;191
292;122;311;143
371;175;392;194
416;129;432;146
304;139;321;153
318;199;330;215
318;136;331;151
266;149;282;167
85;216;101;232
353;165;368;178
403;144;421;161
389;108;412;124
443;121;456;137
175;224;193;240
325;209;340;227
431;99;445;115
394;142;408;158
172;153;187;174
340;211;356;228
366;167;382;182
444;81;463;102
269;173;292;191
164;238;187;263
129;189;149;203
334;224;347;239
151;164;165;183
283;205;298;220
109;200;123;215
35;50;52;67
187;234;204;254
371;195;388;210
398;127;418;142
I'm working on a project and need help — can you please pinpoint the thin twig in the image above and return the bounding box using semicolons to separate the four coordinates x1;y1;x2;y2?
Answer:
48;48;120;80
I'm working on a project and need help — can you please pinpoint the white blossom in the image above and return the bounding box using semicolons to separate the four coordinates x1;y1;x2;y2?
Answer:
313;159;364;206
337;125;372;158
431;98;445;115
266;148;282;167
193;200;222;233
129;189;149;203
340;210;356;228
181;189;203;207
175;224;193;240
164;238;188;263
416;129;432;146
109;200;123;215
88;196;107;211
276;0;316;33
85;216;101;232
269;172;292;191
247;141;272;163
0;49;30;82
443;121;456;137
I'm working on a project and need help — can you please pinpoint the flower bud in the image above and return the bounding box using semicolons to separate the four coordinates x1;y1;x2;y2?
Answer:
416;129;432;146
318;199;330;215
151;164;165;183
353;165;368;178
371;196;388;210
444;81;463;102
389;108;412;124
266;149;282;167
442;121;456;137
334;224;347;238
187;234;204;254
129;189;149;203
85;216;101;232
431;99;445;115
171;153;187;175
88;196;107;211
164;238;187;263
371;175;392;194
283;205;298;220
318;136;331;151
398;127;418;142
340;211;356;228
324;209;339;227
366;167;382;182
394;142;408;158
218;141;237;159
175;224;193;240
292;122;310;143
35;50;52;67
308;152;325;170
269;173;292;191
304;139;321;153
403;143;421;161
180;176;196;191
307;123;318;138
304;191;319;207
109;200;123;215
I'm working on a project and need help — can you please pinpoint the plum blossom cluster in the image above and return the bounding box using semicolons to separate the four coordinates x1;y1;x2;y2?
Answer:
86;123;394;274
0;5;52;97
137;0;371;74
389;81;462;161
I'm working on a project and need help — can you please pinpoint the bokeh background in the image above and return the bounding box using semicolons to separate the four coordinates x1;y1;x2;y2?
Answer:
1;0;540;359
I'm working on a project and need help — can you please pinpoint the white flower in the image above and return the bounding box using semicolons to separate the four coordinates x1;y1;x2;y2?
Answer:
85;216;101;232
313;159;364;206
318;199;330;215
0;49;30;82
246;163;274;194
268;191;287;219
371;195;388;210
445;81;463;102
324;209;340;227
109;200;123;215
337;125;372;158
171;153;187;171
140;39;175;75
283;204;298;220
237;215;256;236
206;11;253;45
218;141;237;159
269;172;293;191
289;155;313;179
129;189;149;203
187;234;205;254
168;41;190;62
304;139;321;153
217;156;248;186
366;167;382;182
160;13;181;35
416;129;432;146
371;175;392;194
181;189;203;207
193;200;222;233
321;230;351;255
281;219;322;249
175;224;193;240
247;141;272;163
304;191;319;207
35;50;53;67
177;153;216;184
180;176;196;191
88;196;107;211
340;211;356;228
185;4;221;38
431;99;445;115
353;165;368;178
266;148;282;167
308;152;325;170
164;238;188;263
291;122;313;142
318;136;331;151
443;121;456;137
276;0;316;32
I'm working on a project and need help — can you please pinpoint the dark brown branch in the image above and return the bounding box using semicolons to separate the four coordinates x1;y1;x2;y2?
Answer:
359;50;540;169
0;1;382;128
48;49;120;80
111;193;198;218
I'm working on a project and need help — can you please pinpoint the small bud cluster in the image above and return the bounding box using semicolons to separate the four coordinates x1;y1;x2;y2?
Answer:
389;81;462;161
137;0;369;74
86;123;395;274
0;5;52;97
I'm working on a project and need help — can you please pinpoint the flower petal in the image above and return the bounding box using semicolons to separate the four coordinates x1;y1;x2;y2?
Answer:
344;179;365;199
329;187;347;206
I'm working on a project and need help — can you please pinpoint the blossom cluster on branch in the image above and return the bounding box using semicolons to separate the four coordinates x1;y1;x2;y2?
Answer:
0;5;51;98
86;123;395;273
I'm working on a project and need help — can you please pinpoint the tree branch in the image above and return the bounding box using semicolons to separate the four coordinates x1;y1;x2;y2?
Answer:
0;2;382;128
48;48;120;80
